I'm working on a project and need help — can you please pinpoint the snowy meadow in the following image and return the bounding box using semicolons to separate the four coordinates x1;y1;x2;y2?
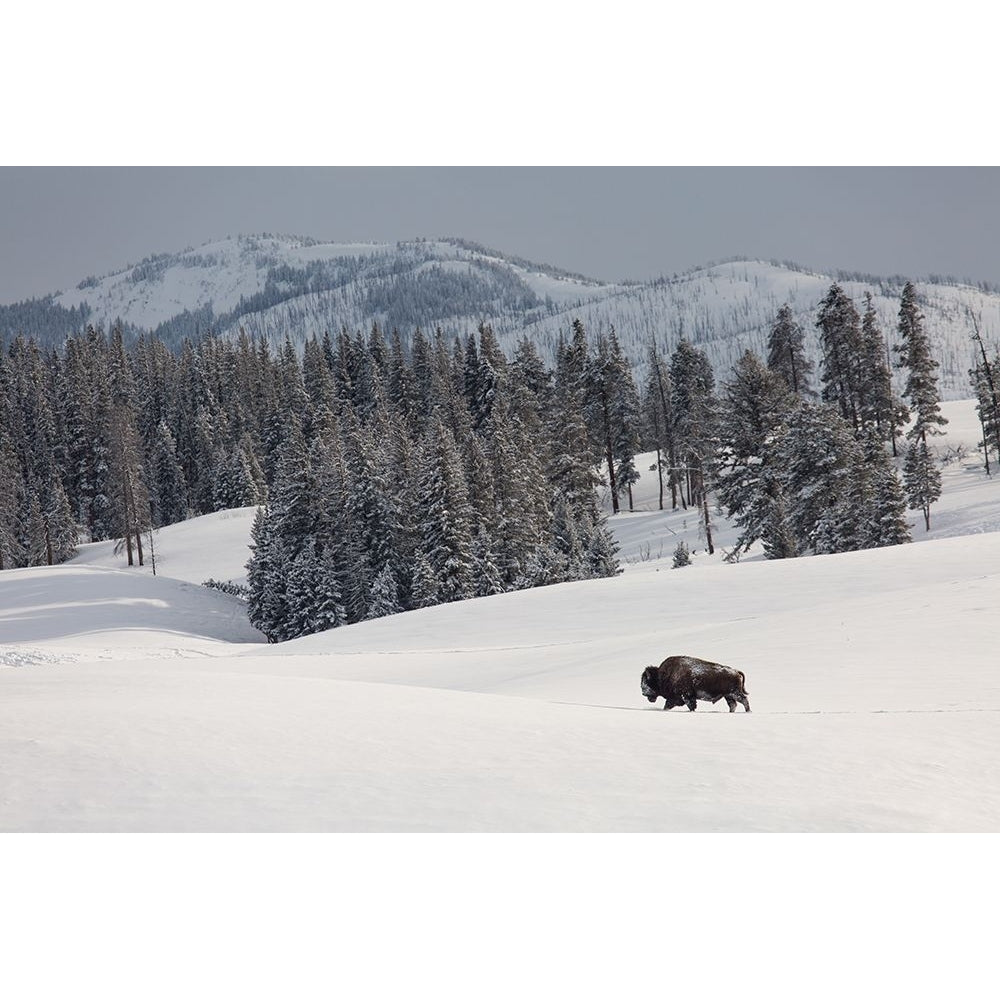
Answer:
2;399;998;832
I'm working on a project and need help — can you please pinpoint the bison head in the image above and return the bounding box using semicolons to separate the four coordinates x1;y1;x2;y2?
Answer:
640;666;658;703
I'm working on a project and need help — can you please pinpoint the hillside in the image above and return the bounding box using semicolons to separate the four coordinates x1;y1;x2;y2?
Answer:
3;234;999;398
3;400;1000;831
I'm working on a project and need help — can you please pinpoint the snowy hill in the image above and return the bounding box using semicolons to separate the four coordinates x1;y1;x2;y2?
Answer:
2;400;1000;831
70;506;260;586
4;234;1000;398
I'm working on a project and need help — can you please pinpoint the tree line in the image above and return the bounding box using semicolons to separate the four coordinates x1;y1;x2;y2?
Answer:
643;281;948;557
0;320;631;641
0;279;951;641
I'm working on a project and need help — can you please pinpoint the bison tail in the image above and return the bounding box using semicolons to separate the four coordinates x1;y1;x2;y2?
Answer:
738;670;748;693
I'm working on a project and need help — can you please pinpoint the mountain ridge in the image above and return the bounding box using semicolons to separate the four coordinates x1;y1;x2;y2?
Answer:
3;232;998;399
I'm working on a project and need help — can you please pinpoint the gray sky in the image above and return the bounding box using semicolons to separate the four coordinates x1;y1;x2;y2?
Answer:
2;167;999;303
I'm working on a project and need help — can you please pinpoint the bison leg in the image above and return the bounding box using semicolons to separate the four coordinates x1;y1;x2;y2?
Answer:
737;694;751;713
685;695;697;712
725;695;737;713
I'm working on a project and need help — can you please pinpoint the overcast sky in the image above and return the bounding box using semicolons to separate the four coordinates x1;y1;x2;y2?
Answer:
2;166;999;303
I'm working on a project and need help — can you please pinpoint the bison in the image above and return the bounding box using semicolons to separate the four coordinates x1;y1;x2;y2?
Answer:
641;655;751;712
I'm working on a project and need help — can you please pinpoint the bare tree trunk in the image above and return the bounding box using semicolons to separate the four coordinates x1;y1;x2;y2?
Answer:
702;495;714;555
885;338;900;457
655;445;664;510
128;480;144;566
921;429;932;531
122;469;134;567
605;433;619;514
600;390;619;514
978;397;991;476
698;461;714;555
651;354;678;509
148;516;157;577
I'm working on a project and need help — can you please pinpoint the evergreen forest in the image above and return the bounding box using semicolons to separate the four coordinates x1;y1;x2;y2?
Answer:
1;278;989;642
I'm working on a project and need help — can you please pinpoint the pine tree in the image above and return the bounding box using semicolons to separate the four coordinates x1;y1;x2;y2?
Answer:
269;419;316;549
670;339;718;552
246;505;289;643
858;429;911;548
767;304;814;397
188;407;221;515
351;329;386;421
18;487;48;567
302;335;337;415
969;312;1000;471
43;469;78;564
107;328;151;566
386;328;417;424
816;283;864;430
464;435;497;536
366;563;403;619
716;350;794;555
672;541;691;568
309;418;355;620
342;415;397;617
550;496;588;582
643;341;681;510
895;281;947;529
410;551;440;609
482;395;550;587
608;330;642;511
85;332;116;543
778;402;866;554
311;547;349;632
510;336;552;414
284;545;327;639
588;521;621;577
548;332;602;525
903;439;942;533
0;435;26;569
758;482;797;560
858;293;899;446
149;421;189;527
212;439;264;511
471;524;506;597
416;417;475;604
586;329;641;515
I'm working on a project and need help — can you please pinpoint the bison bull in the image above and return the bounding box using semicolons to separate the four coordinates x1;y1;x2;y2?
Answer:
641;655;751;712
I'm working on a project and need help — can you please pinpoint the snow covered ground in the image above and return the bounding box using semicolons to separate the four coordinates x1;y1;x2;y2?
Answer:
2;400;1000;831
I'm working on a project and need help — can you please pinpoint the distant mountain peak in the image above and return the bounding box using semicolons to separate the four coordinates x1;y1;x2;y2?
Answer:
2;235;997;401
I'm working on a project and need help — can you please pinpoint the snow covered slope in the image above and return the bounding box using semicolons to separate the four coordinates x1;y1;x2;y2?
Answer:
48;234;613;352
2;400;1000;831
0;562;262;662
7;234;1000;398
70;506;259;586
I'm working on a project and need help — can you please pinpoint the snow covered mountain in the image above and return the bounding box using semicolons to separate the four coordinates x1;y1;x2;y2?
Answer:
5;233;1000;398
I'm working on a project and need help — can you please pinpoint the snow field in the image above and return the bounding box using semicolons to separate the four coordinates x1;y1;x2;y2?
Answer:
2;399;1000;830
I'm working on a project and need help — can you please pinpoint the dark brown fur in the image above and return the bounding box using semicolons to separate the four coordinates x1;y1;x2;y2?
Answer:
641;655;751;712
